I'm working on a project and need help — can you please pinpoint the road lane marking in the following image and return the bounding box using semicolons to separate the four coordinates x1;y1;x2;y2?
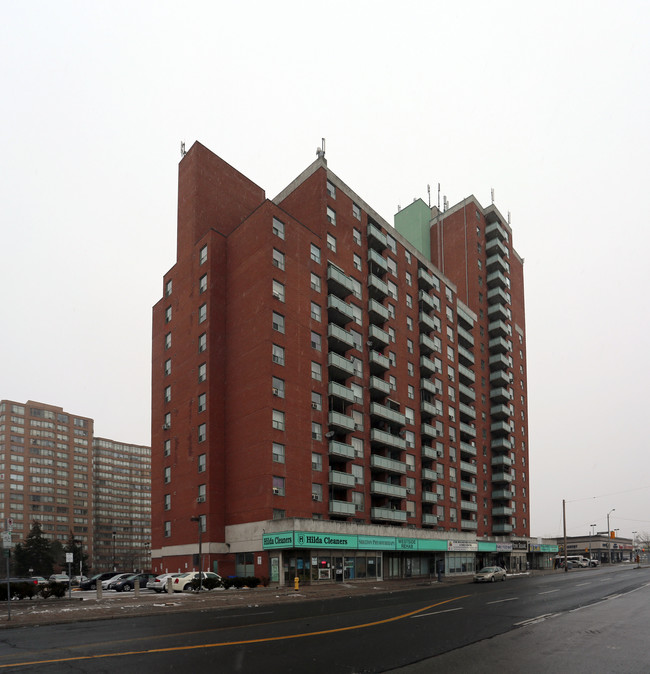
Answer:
514;613;558;627
576;582;591;587
0;594;471;669
538;590;559;595
487;597;517;605
412;607;464;618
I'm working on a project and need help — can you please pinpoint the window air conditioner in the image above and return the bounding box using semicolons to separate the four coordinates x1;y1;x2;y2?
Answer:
197;496;205;503
162;424;170;430
272;388;280;396
311;402;318;409
272;487;280;495
312;494;319;501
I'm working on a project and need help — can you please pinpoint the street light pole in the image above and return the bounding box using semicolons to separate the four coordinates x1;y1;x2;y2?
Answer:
607;509;615;565
632;531;638;566
112;531;116;572
589;524;596;562
190;516;203;592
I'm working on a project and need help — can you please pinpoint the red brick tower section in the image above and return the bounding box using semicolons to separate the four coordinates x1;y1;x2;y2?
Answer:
430;201;530;538
152;143;265;574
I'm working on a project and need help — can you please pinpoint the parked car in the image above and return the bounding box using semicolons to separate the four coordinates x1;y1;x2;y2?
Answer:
113;573;156;592
473;566;507;583
71;575;88;586
80;572;121;591
172;571;222;592
102;573;132;590
147;573;182;593
31;576;47;585
588;559;600;567
49;574;70;583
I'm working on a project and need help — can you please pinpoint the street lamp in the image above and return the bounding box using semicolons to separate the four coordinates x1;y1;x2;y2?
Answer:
589;524;597;561
607;509;615;564
112;531;117;572
190;516;203;592
632;531;638;566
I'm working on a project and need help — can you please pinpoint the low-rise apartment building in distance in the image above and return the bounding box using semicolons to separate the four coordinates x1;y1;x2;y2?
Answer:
151;142;535;584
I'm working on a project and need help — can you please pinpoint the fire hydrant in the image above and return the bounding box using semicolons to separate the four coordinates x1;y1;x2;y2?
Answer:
294;576;299;591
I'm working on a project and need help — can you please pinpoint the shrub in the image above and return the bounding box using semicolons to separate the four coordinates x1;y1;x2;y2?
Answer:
47;581;67;598
222;576;260;589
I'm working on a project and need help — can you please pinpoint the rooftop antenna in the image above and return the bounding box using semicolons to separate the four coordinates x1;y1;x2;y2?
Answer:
437;183;441;210
180;141;186;157
508;211;511;225
316;138;326;160
427;184;431;208
491;188;495;204
443;196;449;211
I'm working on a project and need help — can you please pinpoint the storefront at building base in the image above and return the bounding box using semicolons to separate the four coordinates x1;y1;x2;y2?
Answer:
262;528;558;585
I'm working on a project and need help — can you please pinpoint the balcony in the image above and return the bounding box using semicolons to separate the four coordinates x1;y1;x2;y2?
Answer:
492;471;513;483
418;311;438;334
491;436;512;452
417;267;437;291
328;440;356;461
459;422;476;438
457;304;474;329
369;375;390;398
489;369;511;388
458;344;474;366
488;285;510;305
489;352;511;370
327;323;354;354
421;467;437;482
368;298;389;324
421;378;439;396
492;523;513;534
422;445;438;461
457;325;474;348
491;455;513;468
459;402;476;420
458;383;476;403
422;513;438;526
486;254;508;274
486;270;509;290
490;419;511;436
328;381;355;405
485;221;509;243
486;237;509;257
328;352;355;380
371;507;407;523
422;491;438;504
490;387;512;404
370;480;407;498
421;422;438;440
488;320;511;338
329;470;356;488
370;454;407;474
490;403;511;420
370;428;406;450
460;480;477;493
368;274;389;300
419;355;437;377
489;336;512;354
461;500;478;512
327;264;355;298
329;500;356;516
419;333;440;355
369;350;390;374
461;520;479;531
460;440;477;457
367;222;388;250
488;302;509;322
458;364;475;384
418;290;440;313
367;248;388;276
420;400;440;419
460;460;477;475
492;488;512;500
368;324;390;350
328;411;356;433
370;402;406;427
327;295;354;326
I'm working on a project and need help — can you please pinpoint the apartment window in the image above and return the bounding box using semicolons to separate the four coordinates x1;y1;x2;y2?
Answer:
199;274;207;294
199;245;208;265
407;385;414;400
351;382;363;403
405;430;415;448
386;257;397;276
405;271;412;287
388;327;396;343
198;453;206;473
388;351;396;367
164;467;171;484
272;312;285;333
198;392;206;413
353;253;362;271
405;407;415;425
163;439;170;456
447;346;455;362
351;436;364;458
388;375;396;391
165;306;172;323
164;386;171;403
311;483;323;502
350;330;362;351
198;362;206;383
312;452;322;471
327;180;336;199
311;331;321;351
351;304;362;326
165;279;172;297
198;332;207;353
406;454;415;471
272;248;285;270
386;234;397;253
351;356;363;377
198;423;206;443
327;233;337;252
272;344;285;365
164;521;171;537
164;412;171;428
164;359;171;376
353;227;361;244
405;250;411;264
449;466;457;482
311;422;322;441
199;303;207;323
164;494;170;511
272;217;285;239
272;377;285;398
165;332;171;349
310;244;321;263
272;410;285;431
310;273;321;292
351;277;362;300
407;339;413;354
406;316;413;331
406;294;413;309
352;204;361;221
311;391;322;411
327;206;336;225
198;483;206;503
272;280;285;302
352;410;363;431
388;304;395;319
273;442;285;463
272;476;285;496
407;362;414;377
310;302;321;321
311;362;322;381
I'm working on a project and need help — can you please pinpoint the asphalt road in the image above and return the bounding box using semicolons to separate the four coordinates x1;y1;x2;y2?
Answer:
0;566;648;672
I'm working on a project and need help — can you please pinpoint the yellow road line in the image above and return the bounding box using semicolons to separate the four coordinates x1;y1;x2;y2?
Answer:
0;594;469;669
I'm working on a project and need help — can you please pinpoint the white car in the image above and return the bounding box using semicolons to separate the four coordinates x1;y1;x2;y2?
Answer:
172;571;221;592
147;573;182;593
101;573;132;590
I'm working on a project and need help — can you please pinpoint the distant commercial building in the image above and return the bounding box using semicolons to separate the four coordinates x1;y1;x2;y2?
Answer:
558;534;633;564
0;399;150;572
151;143;530;583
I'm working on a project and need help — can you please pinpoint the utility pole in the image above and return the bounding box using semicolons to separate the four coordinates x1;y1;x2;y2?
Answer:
562;499;568;573
607;509;615;564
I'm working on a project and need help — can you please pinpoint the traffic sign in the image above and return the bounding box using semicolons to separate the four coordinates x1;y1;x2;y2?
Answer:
1;532;11;548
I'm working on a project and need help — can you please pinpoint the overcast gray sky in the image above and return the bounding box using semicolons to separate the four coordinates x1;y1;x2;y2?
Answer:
2;1;649;541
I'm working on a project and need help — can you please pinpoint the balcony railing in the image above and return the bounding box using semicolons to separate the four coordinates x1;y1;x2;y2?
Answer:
329;470;356;488
329;500;356;516
327;295;354;326
328;411;356;433
368;274;389;300
422;513;438;526
367;222;388;250
327;264;355;298
370;480;407;498
327;323;354;354
417;267;437;291
371;507;407;522
370;428;406;450
368;298;389;324
367;248;388;275
370;454;407;474
328;440;356;461
370;402;406;427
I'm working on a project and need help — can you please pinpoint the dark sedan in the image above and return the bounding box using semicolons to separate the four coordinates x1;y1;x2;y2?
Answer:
113;573;156;592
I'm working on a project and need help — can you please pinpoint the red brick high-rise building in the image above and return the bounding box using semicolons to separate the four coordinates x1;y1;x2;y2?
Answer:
151;142;531;583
